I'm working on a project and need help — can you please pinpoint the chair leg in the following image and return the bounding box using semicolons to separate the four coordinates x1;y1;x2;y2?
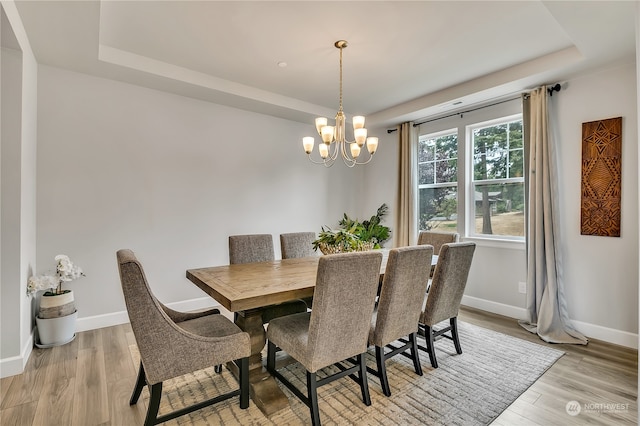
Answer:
451;317;462;354
424;325;438;368
130;361;147;405
266;341;276;373
239;357;249;409
307;371;321;426
214;364;222;374
357;353;372;406
375;346;391;397
409;332;423;376
144;382;162;426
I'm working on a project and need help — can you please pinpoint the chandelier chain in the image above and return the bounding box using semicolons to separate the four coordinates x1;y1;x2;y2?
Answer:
339;45;343;113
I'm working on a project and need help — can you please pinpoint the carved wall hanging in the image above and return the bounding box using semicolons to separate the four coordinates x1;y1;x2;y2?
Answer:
580;117;622;237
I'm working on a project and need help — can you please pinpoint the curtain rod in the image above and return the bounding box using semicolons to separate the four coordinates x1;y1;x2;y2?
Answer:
386;83;562;134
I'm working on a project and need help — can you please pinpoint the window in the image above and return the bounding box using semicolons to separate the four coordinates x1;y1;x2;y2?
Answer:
469;116;524;238
418;130;458;232
416;99;524;243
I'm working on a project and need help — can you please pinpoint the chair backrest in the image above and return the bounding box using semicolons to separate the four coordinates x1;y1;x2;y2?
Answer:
280;232;317;259
306;251;382;372
372;245;434;347
117;249;186;383
417;230;460;255
420;242;476;326
229;234;274;264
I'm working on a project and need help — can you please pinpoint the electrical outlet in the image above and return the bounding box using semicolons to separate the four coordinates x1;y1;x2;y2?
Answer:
518;281;527;294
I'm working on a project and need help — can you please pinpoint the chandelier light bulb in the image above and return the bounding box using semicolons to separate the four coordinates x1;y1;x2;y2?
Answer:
366;137;379;154
321;126;334;143
350;143;361;158
318;143;329;159
354;128;367;146
303;137;315;154
315;117;328;135
352;116;365;129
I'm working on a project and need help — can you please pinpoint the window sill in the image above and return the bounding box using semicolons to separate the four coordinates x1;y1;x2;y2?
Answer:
461;236;525;250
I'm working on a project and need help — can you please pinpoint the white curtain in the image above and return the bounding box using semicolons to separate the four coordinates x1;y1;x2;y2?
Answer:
395;122;418;247
519;86;588;344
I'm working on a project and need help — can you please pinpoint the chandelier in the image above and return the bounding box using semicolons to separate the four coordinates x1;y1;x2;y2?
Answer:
302;40;379;167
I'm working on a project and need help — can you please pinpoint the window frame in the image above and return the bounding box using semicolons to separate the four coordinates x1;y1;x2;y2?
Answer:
415;98;526;248
466;113;525;241
417;128;459;233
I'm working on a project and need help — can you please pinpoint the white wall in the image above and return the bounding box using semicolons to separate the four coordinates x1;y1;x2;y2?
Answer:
363;62;639;347
35;65;356;326
0;1;38;377
1;45;23;360
554;62;638;339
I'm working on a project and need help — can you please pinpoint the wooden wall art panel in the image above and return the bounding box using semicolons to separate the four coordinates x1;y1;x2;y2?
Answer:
580;117;622;237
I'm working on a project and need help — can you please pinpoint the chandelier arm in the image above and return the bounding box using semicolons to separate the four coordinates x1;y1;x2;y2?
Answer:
328;142;339;162
354;155;375;165
345;151;375;166
307;155;333;166
340;138;353;160
342;158;357;168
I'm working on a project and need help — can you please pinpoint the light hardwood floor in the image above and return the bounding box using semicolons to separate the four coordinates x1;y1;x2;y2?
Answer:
1;306;636;425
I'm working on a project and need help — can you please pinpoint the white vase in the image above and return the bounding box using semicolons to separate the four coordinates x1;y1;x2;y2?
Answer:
35;290;77;347
35;310;77;347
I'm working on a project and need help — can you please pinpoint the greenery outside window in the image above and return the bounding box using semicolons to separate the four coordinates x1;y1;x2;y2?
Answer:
469;115;524;239
418;129;458;232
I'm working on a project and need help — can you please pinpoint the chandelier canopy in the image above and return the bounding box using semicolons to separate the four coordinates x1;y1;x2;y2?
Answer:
302;40;378;167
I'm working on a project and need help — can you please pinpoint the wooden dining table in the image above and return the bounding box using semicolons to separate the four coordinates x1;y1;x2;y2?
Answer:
185;250;436;416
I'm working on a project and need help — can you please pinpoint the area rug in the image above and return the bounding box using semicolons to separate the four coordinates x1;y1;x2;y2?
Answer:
128;321;564;425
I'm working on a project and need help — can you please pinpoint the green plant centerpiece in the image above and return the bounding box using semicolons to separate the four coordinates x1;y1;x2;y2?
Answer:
313;204;391;254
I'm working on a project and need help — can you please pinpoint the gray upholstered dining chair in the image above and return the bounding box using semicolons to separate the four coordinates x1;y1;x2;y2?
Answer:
117;249;250;426
229;234;308;322
418;230;460;277
418;241;476;368
417;230;460;255
280;232;317;308
266;250;383;426
368;245;434;396
229;233;275;263
280;232;317;259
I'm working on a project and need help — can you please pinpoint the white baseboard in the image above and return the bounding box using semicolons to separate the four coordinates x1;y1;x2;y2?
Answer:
0;297;221;378
462;295;638;349
0;333;34;379
76;296;221;332
462;295;529;319
571;319;638;349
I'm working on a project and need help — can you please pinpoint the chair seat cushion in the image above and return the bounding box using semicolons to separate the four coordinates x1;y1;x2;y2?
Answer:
266;312;314;370
178;313;243;338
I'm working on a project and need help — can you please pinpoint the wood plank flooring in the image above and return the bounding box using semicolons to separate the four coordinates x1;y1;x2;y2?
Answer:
1;306;636;425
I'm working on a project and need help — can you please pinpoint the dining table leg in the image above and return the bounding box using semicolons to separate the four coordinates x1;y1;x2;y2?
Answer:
229;307;289;416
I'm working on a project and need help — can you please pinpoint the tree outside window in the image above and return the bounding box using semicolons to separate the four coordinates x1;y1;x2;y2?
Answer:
471;117;524;238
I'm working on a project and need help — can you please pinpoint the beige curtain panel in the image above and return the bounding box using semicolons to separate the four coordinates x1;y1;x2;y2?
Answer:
395;122;418;247
519;86;587;345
